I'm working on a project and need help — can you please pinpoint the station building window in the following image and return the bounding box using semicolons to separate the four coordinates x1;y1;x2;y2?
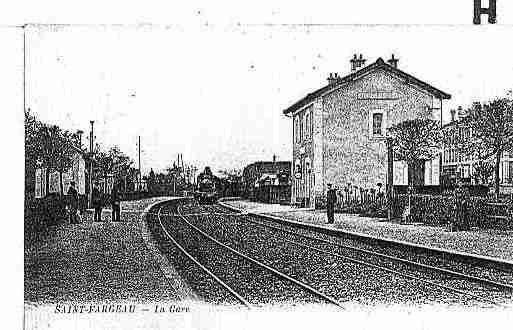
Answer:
369;105;387;139
372;113;383;136
294;117;300;143
304;112;309;139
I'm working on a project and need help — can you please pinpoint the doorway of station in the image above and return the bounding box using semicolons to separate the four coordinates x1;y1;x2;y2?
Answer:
304;160;314;209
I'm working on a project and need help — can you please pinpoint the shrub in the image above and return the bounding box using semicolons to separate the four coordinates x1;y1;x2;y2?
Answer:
392;194;506;229
25;193;67;233
359;201;388;218
334;200;387;218
315;196;326;209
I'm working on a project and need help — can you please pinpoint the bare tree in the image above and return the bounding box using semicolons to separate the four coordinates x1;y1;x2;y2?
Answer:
37;125;62;194
54;129;79;195
108;146;133;187
466;93;513;199
93;145;133;192
25;109;42;199
473;159;494;185
94;149;112;191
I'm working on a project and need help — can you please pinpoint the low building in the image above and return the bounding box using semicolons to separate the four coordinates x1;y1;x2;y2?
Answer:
35;146;87;198
283;54;451;208
242;158;291;201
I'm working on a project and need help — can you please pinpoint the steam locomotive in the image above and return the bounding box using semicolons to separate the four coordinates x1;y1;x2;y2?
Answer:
194;167;219;204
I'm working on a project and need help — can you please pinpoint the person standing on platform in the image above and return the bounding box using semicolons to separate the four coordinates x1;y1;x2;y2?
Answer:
326;183;337;224
110;183;121;222
67;181;79;224
92;183;102;222
452;178;470;231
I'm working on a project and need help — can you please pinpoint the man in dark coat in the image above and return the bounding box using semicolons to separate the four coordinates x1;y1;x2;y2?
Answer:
111;184;121;222
452;179;470;231
67;181;79;224
92;183;102;222
326;183;337;224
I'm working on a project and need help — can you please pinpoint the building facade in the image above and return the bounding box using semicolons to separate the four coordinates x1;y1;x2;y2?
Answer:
35;149;87;198
242;160;291;199
442;108;513;187
284;55;451;208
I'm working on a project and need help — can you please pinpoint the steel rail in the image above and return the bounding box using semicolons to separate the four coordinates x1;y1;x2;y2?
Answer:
155;204;252;309
235;211;513;292
280;237;499;305
176;205;346;309
206;204;507;306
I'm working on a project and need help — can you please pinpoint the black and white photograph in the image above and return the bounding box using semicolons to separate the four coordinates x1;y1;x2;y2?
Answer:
3;1;513;329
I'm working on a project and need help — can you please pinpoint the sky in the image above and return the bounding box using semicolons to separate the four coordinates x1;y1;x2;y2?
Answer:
23;24;513;175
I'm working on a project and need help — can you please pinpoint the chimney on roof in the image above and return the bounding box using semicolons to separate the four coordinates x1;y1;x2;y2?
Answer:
387;54;399;68
351;54;366;72
327;72;339;85
457;106;468;119
350;54;357;72
358;54;366;68
450;109;456;122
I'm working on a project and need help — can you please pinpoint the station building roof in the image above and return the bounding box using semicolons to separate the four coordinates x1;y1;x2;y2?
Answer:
282;57;451;116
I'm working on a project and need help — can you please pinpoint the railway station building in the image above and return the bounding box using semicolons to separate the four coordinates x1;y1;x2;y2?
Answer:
283;54;451;208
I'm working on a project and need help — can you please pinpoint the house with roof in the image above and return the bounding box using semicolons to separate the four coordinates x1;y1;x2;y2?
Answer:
242;158;291;199
441;106;513;190
283;54;451;208
35;145;87;198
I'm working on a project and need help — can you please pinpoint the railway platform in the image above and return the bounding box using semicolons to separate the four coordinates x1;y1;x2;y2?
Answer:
24;197;193;305
220;199;513;263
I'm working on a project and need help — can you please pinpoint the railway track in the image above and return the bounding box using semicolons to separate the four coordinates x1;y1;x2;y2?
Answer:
154;202;346;309
210;204;513;288
231;207;513;290
185;203;512;306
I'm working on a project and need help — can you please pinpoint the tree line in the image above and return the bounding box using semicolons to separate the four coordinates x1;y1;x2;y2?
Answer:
388;91;513;200
25;109;138;200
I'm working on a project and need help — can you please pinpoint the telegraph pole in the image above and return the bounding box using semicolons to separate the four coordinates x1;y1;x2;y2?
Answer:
23;25;26;113
77;130;84;149
138;136;141;191
88;121;95;208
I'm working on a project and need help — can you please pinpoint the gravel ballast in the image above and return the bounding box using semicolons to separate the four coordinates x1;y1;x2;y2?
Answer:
155;203;331;308
211;204;512;303
177;203;493;308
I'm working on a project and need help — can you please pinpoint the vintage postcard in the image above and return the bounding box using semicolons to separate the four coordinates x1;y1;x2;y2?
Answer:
7;1;513;329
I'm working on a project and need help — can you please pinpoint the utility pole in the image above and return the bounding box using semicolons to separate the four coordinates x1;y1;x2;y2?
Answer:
386;137;394;221
23;25;26;113
138;136;141;191
77;130;84;149
173;157;177;196
88;121;95;208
